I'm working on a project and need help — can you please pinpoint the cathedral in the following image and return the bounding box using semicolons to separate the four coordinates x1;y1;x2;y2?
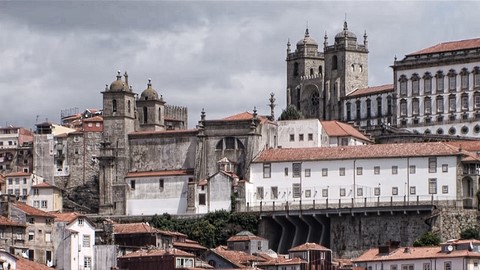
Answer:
286;21;369;121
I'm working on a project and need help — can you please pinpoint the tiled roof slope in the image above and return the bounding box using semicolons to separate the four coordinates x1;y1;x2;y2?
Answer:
16;256;53;270
253;142;463;163
13;203;54;218
210;246;265;268
52;212;85;223
119;248;194;258
347;84;394;98
223;112;269;124
354;245;480;262
0;216;25;227
113;222;159;234
321;121;372;142
408;37;480;56
289;242;330;251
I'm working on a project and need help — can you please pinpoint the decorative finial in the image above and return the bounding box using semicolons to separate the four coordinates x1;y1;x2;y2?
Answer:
116;70;121;79
105;84;108;91
324;31;328;48
394;55;397;61
201;108;206;121
124;71;128;77
305;27;310;37
148;78;152;87
343;20;348;31
253;107;258;119
287;39;291;54
269;93;276;121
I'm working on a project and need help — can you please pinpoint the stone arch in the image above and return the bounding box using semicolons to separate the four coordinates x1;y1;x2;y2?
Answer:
300;84;322;118
463;176;474;198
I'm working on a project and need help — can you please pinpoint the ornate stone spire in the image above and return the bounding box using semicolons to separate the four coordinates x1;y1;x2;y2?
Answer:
268;93;276;121
287;39;291;54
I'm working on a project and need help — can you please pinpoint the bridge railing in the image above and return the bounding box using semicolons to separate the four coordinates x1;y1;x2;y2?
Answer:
243;195;461;213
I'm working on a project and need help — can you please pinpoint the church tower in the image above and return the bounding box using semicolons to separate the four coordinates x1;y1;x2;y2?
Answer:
286;28;325;119
136;79;166;131
98;71;136;215
324;21;369;120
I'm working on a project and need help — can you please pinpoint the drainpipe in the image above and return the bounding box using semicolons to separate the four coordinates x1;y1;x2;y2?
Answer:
407;157;410;203
353;159;356;200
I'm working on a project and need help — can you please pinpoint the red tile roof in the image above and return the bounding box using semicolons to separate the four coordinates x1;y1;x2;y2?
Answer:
52;212;86;223
289;242;330;251
13;202;55;218
408;38;480;56
5;172;31;177
222;112;269;124
257;256;305;266
83;116;103;122
126;169;194;178
210;246;265;268
321;121;372;142
347;84;394;98
445;141;480;152
158;229;187;238
0;216;25;227
16;256;53;270
173;240;207;250
354;245;480;263
114;222;160;234
119;248;194;258
253;142;463;163
32;182;61;190
227;234;267;242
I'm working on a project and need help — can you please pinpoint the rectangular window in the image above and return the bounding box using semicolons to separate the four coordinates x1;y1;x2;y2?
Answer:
263;163;271;178
322;189;328;197
256;187;264;200
284;168;288;176
475;93;480;109
271;186;278;199
41;200;47;208
475;73;480;88
391;266;398;270
340;188;346;197
442;185;449;194
357;188;363;197
449;96;456;112
305;169;311;177
424;78;432;94
423;263;431;270
289;134;294;142
199;194;206;205
28;231;34;241
292;184;301;198
22;189;27;195
374;166;380;175
339;167;345;176
442;164;448;172
374;187;381;196
400;81;407;96
78;218;84;226
292;163;301;178
14;178;19;185
308;133;313;141
305;189;311;198
410;186;416;195
444;261;451;270
409;165;416;174
462;95;469;111
299;134;304;141
356;167;363;175
429;179;437;194
83;235;91;247
437;97;444;113
437;76;444;93
461;74;469;90
159;179;164;190
45;232;51;242
7;179;12;185
412;99;419;115
400;101;407;116
23;178;27;184
392;166;398;175
429;158;437;173
84;256;92;268
130;180;135;190
392;187;398;195
412;80;419;95
33;188;39;195
449;76;456;91
14;189;20;195
322;168;328;176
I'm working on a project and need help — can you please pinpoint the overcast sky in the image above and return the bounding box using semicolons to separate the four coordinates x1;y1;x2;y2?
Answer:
0;1;478;130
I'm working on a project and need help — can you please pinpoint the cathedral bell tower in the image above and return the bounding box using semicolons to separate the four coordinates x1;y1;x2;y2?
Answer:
324;21;369;120
286;28;325;119
136;79;166;131
98;71;136;215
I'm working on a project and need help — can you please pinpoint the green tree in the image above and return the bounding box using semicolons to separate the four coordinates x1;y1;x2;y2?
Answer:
278;105;303;120
413;231;441;247
460;227;480;240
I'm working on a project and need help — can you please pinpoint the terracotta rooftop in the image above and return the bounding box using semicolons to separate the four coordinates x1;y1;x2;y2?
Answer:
289;242;330;252
347;84;394;98
354;245;480;263
408;37;480;56
257;256;305;266
118;248;194;258
126;169;194;178
83;116;103;122
158;229;187;238
5;172;31;177
114;222;159;234
320;121;372;142
16;256;53;270
227;231;267;242
222;112;269;124
32;181;61;189
52;212;86;224
210;246;265;268
253;142;463;163
0;216;25;227
445;140;480;152
173;240;207;250
13;202;55;218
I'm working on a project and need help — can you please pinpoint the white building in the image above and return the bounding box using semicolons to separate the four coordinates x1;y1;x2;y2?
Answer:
245;142;479;211
29;181;63;212
277;119;371;148
393;37;480;137
353;239;480;270
53;212;95;270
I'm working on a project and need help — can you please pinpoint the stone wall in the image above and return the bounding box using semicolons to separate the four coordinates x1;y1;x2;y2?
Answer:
432;208;480;241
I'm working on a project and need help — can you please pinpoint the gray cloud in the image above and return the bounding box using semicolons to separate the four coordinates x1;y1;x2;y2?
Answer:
0;1;478;129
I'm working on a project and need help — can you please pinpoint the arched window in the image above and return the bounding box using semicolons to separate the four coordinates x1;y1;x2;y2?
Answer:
143;107;148;124
318;65;323;75
158;108;162;122
112;99;117;113
293;62;299;77
310;68;314;76
332;55;338;70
